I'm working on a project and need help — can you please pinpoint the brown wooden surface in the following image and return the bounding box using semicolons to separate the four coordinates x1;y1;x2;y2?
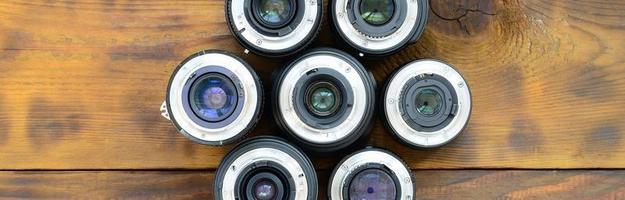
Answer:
1;0;625;199
1;170;624;199
1;0;624;170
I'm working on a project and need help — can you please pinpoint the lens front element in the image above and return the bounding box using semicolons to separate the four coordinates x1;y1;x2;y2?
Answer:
190;73;238;122
256;0;293;27
305;81;342;117
359;0;395;25
415;88;442;116
348;169;397;200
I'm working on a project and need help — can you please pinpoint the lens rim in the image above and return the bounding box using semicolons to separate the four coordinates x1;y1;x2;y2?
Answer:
272;48;376;153
214;136;318;200
166;50;263;146
382;59;471;148
331;0;428;56
252;0;297;29
328;147;414;200
343;163;401;200
227;0;322;57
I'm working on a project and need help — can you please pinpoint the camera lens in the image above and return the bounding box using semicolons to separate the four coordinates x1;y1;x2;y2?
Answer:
329;148;413;200
382;59;471;148
331;0;428;56
227;0;322;57
215;136;318;200
162;50;263;145
272;48;376;153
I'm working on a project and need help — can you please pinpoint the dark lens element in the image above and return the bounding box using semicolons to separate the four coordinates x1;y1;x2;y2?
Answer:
415;88;442;116
359;0;395;25
190;73;238;122
257;0;292;26
305;81;341;117
348;169;397;200
253;179;277;200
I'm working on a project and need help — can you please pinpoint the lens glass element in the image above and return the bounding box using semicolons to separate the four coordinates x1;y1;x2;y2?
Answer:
253;179;277;200
257;0;292;26
415;88;442;116
305;81;341;117
190;73;238;122
359;0;395;25
348;169;397;200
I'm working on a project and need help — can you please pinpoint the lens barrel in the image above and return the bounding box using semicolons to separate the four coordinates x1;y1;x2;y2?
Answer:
328;147;414;200
226;0;323;57
331;0;428;57
382;59;471;148
163;50;263;145
215;136;318;200
272;48;376;153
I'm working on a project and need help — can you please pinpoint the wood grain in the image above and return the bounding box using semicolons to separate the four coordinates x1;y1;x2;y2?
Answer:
1;170;624;199
0;0;624;169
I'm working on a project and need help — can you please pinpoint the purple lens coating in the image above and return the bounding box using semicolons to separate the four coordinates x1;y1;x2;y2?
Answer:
191;74;237;121
348;169;397;200
253;179;277;200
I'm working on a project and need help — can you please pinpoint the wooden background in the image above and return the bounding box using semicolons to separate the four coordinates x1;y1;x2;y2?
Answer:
1;0;625;199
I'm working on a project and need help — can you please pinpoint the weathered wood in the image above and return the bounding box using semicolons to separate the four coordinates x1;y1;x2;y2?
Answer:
0;0;624;169
1;170;624;199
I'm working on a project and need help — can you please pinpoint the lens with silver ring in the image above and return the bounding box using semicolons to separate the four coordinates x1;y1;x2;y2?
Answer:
215;136;318;200
272;48;376;153
331;0;428;56
163;50;263;145
328;147;414;200
382;59;471;148
226;0;322;57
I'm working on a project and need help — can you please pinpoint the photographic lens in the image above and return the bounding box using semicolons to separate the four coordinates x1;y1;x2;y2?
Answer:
227;0;322;56
215;136;318;200
189;73;237;122
415;88;442;116
382;59;471;148
329;148;413;200
331;0;428;56
305;81;341;117
163;50;263;145
256;0;292;26
348;169;397;199
359;0;395;25
272;48;376;153
253;179;277;200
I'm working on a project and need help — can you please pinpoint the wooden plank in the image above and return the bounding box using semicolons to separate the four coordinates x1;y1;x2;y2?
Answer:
0;0;624;169
0;170;624;199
